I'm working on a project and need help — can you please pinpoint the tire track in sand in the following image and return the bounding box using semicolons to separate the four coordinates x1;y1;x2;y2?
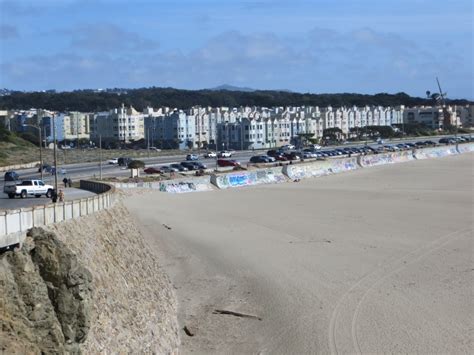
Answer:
328;228;470;355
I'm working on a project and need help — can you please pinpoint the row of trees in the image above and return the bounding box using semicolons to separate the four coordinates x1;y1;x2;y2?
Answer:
1;87;471;112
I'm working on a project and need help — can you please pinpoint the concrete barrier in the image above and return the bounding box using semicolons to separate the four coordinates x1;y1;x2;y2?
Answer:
0;180;116;250
211;167;287;189
359;151;415;167
456;143;474;154
414;146;458;160
112;176;214;193
283;157;359;180
0;161;40;173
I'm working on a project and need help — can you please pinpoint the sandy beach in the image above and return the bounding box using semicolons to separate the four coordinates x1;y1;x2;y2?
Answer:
126;153;473;354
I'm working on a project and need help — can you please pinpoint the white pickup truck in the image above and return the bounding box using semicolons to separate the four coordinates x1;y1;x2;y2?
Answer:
4;179;54;199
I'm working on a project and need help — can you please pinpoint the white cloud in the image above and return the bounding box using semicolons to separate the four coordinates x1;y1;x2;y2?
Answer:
68;23;159;52
1;26;472;98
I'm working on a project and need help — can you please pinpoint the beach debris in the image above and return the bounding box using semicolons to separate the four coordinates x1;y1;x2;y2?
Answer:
213;309;262;321
162;224;172;230
183;325;195;337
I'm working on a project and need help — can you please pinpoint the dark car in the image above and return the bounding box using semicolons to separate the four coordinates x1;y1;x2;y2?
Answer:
283;152;301;161
118;157;132;166
267;150;280;157
191;162;207;170
267;149;288;161
424;140;436;145
439;137;456;144
217;159;241;167
415;141;426;147
38;164;52;173
181;161;197;170
186;154;199;161
250;155;272;164
144;167;162;174
4;171;20;182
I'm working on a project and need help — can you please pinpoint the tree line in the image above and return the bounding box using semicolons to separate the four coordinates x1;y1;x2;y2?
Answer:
0;87;471;112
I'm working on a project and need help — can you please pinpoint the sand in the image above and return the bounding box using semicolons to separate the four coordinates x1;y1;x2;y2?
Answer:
125;153;473;354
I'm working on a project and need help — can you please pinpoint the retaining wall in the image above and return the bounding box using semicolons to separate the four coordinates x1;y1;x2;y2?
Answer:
414;146;459;160
0;161;40;173
211;167;287;189
456;143;474;154
0;180;115;249
113;176;214;193
359;150;415;167
283;157;359;180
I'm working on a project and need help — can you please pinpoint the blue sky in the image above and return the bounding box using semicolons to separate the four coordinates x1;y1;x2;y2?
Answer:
0;0;472;98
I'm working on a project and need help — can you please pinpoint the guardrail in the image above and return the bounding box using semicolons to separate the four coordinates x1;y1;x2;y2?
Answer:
0;180;115;250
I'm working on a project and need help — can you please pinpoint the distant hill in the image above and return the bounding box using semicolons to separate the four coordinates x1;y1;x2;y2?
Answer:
209;84;255;92
0;87;471;112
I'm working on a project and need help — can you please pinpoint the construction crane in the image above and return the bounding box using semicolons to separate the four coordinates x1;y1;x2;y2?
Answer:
435;77;458;146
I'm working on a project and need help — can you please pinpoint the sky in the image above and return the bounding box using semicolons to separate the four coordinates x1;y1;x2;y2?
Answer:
0;0;472;99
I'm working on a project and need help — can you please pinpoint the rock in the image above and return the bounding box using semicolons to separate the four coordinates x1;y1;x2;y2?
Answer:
0;227;93;354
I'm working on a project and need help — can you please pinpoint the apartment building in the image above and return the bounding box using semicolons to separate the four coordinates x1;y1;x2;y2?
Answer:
90;105;145;146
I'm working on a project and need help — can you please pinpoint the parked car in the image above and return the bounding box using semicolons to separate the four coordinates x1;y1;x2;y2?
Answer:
267;149;280;157
4;179;53;199
203;151;217;158
108;158;119;164
281;144;295;150
161;166;178;173
170;163;188;171
424;140;436;145
283;152;301;161
249;155;272;163
144;167;162;174
217;159;241;167
439;137;456;144
311;144;322;150
180;161;198;170
4;171;20;182
218;151;232;158
186;154;199;161
118;157;132;166
191;162;207;170
267;150;288;161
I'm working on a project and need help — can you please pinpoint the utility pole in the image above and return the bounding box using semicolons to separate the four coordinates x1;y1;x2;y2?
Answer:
435;77;456;149
37;109;43;180
147;127;150;158
99;135;103;180
52;113;58;193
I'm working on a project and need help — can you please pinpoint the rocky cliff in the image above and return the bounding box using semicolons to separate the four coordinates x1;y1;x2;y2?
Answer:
0;202;179;354
0;227;92;354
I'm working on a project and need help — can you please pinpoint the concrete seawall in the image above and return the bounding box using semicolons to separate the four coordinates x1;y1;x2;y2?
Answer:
111;143;473;193
283;157;358;180
414;146;458;159
113;176;214;193
358;150;415;167
210;167;287;189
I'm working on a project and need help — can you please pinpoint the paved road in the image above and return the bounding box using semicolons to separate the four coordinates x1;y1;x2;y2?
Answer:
0;188;96;211
126;153;473;354
1;136;456;184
